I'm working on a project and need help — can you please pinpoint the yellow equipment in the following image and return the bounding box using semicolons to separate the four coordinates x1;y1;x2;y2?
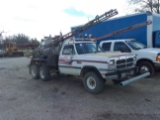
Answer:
5;41;24;57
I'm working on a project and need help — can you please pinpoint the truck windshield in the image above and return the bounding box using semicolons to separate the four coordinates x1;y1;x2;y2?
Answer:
126;40;146;50
75;43;102;54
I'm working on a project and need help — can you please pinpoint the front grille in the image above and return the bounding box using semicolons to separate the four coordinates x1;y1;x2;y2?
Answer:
117;64;125;69
117;59;125;64
127;58;134;62
116;58;134;69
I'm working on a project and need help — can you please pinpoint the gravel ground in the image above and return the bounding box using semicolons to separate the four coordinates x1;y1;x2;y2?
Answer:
0;57;160;120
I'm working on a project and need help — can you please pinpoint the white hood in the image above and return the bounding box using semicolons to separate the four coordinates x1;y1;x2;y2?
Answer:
77;52;135;62
137;48;160;54
91;52;135;58
133;48;160;61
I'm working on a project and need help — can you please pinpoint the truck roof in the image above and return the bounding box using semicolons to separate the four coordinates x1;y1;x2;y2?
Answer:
101;39;134;43
63;38;95;45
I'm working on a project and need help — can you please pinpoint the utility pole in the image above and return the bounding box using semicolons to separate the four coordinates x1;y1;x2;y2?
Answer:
150;0;153;12
0;31;4;45
158;0;160;13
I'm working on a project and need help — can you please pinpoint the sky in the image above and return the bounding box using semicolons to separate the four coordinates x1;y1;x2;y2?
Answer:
0;0;135;40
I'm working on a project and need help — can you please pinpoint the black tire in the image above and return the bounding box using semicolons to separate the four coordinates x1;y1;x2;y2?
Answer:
30;64;39;79
83;71;105;94
39;64;50;81
138;61;155;77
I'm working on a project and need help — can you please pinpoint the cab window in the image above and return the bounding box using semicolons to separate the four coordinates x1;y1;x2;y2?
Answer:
102;42;111;51
62;45;75;55
114;42;131;52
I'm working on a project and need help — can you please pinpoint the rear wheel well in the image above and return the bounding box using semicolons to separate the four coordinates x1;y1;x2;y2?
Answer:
30;59;46;66
29;59;47;73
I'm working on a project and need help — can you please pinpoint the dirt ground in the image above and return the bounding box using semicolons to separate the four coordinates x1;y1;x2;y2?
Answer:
0;57;160;120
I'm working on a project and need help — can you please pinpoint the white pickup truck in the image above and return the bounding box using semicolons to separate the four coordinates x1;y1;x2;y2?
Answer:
100;39;160;76
29;38;149;94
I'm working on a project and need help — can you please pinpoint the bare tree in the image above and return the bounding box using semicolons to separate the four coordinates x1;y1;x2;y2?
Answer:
0;31;4;36
0;31;4;45
128;0;160;13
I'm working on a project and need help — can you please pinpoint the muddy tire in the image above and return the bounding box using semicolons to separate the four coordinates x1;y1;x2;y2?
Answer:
30;64;39;79
83;71;105;94
39;65;50;81
138;61;155;77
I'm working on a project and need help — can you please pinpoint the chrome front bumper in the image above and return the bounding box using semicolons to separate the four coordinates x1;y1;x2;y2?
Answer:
104;67;136;80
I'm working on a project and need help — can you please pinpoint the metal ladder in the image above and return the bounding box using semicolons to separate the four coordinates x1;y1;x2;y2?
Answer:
46;9;118;46
94;20;152;41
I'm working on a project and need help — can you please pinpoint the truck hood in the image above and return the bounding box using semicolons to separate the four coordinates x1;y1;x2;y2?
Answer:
138;48;160;54
76;52;135;63
90;52;135;58
77;52;135;62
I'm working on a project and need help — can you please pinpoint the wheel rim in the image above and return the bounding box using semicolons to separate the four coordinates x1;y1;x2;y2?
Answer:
40;68;45;79
31;66;36;77
86;77;96;90
140;66;149;74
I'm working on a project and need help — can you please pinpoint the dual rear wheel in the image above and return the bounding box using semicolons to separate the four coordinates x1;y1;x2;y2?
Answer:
30;64;50;81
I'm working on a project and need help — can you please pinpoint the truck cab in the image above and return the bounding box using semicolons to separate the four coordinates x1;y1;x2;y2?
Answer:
100;39;160;76
59;38;137;79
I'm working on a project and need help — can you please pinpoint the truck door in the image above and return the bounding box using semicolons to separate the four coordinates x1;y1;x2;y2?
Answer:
154;31;160;48
59;45;78;75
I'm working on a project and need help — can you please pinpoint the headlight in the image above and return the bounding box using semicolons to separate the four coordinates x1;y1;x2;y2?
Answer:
156;53;160;61
133;55;137;61
109;60;115;65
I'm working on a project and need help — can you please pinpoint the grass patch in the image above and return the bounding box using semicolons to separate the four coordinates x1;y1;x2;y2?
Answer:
22;49;33;57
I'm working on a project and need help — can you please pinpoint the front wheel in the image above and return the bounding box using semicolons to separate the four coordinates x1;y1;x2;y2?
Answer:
83;72;105;94
138;61;155;77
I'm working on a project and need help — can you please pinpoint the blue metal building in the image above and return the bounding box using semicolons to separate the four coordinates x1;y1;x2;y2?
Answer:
71;12;160;47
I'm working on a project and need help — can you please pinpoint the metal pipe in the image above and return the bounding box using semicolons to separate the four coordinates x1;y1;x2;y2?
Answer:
120;72;150;86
